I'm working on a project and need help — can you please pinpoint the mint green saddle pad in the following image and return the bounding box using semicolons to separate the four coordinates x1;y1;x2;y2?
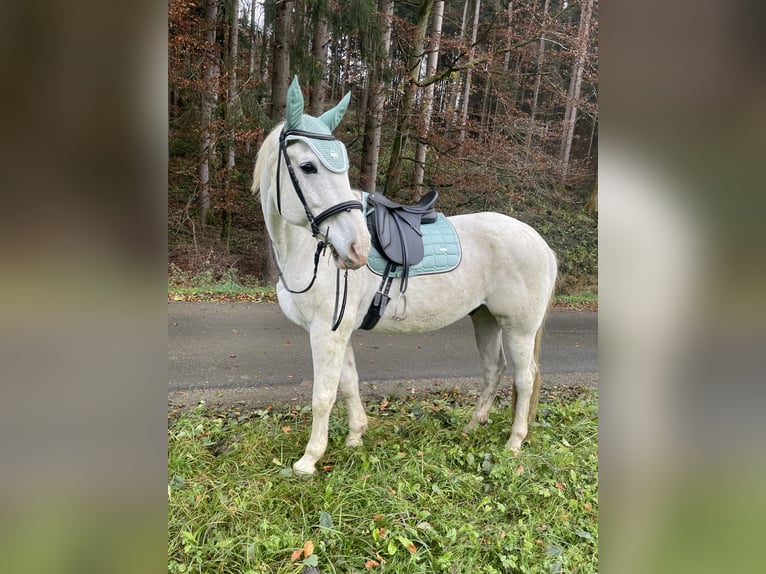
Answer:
363;193;462;278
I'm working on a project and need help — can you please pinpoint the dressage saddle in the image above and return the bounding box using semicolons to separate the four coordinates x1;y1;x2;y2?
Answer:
367;190;438;268
360;190;439;330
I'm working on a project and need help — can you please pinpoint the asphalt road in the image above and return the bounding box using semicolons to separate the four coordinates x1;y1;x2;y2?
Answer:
168;302;597;409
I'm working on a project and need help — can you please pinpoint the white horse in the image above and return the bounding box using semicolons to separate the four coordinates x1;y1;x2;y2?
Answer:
252;78;558;476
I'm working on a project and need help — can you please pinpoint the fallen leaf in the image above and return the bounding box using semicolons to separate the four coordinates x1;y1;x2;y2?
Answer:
290;548;303;562
555;481;565;491
398;535;417;555
303;540;314;557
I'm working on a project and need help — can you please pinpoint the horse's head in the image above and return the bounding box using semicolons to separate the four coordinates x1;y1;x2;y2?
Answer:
253;77;370;270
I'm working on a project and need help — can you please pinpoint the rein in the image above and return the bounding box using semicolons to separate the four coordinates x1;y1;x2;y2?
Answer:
273;128;363;331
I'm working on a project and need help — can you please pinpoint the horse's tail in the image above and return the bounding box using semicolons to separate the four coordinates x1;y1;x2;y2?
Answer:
529;252;558;424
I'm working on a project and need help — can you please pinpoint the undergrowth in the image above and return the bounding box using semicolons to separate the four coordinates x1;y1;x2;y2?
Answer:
168;387;598;573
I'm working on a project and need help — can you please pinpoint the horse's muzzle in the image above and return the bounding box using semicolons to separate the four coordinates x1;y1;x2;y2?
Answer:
334;239;369;270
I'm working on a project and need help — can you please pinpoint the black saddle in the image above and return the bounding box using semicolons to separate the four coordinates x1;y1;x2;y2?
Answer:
360;190;439;330
367;190;438;268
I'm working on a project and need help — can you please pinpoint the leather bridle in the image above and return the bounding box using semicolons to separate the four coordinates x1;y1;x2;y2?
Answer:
273;128;363;331
276;129;362;236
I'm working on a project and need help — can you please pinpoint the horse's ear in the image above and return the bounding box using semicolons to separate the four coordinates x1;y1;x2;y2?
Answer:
285;76;304;131
318;90;351;132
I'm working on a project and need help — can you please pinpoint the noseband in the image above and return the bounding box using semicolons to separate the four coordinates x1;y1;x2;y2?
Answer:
274;128;363;331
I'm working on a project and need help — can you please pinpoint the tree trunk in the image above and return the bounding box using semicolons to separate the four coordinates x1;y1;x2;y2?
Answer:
270;0;292;121
559;0;594;185
524;0;550;166
503;1;513;70
198;0;220;228
458;0;481;144
412;0;444;193
249;0;257;77
447;0;470;132
360;0;394;193
310;12;330;115
383;0;434;200
480;74;492;140
223;0;240;244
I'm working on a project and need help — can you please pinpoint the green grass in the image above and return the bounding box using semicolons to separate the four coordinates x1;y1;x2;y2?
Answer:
168;387;598;573
168;263;276;302
553;291;598;307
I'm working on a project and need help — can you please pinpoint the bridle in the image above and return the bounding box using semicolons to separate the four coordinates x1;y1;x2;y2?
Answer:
273;128;363;331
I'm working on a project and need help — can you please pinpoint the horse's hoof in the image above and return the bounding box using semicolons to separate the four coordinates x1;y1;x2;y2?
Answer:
505;439;522;455
292;458;316;477
345;435;363;447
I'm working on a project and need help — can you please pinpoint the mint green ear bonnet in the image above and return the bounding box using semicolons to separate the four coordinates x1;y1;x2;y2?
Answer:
283;76;351;173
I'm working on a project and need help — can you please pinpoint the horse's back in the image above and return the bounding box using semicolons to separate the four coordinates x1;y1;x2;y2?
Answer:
450;211;556;273
366;211;556;333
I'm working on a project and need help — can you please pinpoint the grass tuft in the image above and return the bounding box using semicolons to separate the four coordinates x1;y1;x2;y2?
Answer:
168;387;598;573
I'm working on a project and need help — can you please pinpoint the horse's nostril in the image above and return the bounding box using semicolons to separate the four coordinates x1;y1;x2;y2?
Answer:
349;241;368;266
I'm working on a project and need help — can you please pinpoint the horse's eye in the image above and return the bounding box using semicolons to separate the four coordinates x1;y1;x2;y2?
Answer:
299;162;318;174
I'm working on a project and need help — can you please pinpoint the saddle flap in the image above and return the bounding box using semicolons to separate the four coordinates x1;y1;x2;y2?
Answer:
373;209;424;266
367;190;440;268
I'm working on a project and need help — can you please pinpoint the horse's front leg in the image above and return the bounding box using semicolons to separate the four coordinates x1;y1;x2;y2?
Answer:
293;329;349;476
339;343;367;447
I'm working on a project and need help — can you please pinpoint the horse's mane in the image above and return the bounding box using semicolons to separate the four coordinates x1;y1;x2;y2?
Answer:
251;122;284;198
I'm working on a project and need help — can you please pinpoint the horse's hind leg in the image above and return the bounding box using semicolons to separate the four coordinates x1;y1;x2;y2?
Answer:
463;306;507;433
339;343;368;447
503;326;539;453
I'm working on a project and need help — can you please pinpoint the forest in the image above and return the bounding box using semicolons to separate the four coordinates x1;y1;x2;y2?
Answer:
168;0;598;294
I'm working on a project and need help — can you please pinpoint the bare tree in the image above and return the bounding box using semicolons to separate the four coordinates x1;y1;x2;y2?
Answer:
249;0;257;76
412;0;445;193
559;0;595;184
198;0;220;227
222;0;241;242
446;0;470;129
360;0;394;193
383;0;434;199
458;0;481;144
524;0;551;165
